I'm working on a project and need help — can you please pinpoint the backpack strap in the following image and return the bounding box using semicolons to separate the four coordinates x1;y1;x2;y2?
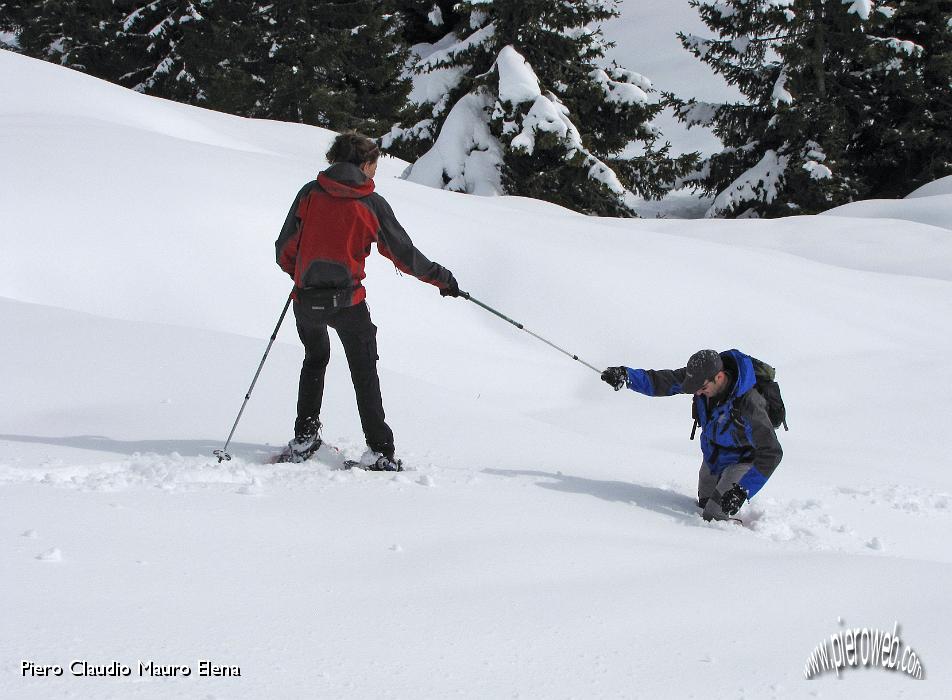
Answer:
690;396;700;440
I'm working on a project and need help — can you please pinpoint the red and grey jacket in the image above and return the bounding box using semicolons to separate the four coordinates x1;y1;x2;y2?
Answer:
275;162;455;306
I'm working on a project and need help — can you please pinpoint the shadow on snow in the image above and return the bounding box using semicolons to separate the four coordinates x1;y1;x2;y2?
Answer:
0;433;277;461
484;468;701;524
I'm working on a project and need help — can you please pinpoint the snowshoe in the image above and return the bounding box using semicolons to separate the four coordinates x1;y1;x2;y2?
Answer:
342;450;403;472
272;434;323;464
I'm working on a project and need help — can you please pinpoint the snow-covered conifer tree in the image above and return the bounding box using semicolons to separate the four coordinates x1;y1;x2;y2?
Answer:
385;0;691;217
1;1;124;78
2;1;246;106
672;0;928;217
248;1;410;133
3;1;411;133
854;0;952;197
393;0;460;46
115;1;221;103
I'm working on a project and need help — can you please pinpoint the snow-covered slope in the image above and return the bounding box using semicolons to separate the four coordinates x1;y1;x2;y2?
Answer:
907;174;952;198
2;49;951;698
822;176;952;231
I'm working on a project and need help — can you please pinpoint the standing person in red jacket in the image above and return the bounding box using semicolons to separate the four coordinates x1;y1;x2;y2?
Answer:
274;132;460;469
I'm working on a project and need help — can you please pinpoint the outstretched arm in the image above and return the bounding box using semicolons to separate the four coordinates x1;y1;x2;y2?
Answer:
365;193;457;292
602;366;688;396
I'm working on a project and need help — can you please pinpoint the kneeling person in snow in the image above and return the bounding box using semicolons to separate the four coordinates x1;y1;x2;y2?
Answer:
600;349;782;521
274;132;461;469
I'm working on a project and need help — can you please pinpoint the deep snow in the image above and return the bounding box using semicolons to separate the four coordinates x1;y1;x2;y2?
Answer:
2;43;952;700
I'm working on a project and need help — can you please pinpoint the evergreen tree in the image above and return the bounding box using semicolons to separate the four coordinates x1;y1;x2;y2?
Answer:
2;1;255;107
385;0;693;217
337;1;412;134
1;1;124;77
855;0;952;197
671;0;938;217
3;1;412;134
248;0;410;133
115;1;218;103
393;0;459;46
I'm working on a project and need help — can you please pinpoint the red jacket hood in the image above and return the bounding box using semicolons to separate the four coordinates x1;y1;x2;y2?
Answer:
317;162;375;199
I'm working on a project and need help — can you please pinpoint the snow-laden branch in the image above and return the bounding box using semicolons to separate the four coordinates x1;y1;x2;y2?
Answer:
419;23;497;71
706;149;789;217
772;66;792;106
589;66;650;106
870;35;925;57
844;0;874;21
404;89;504;196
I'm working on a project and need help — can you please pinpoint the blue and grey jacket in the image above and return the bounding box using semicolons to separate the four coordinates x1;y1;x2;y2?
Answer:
621;349;782;498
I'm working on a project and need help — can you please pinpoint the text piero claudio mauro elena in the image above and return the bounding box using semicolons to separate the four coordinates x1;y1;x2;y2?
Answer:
22;659;241;678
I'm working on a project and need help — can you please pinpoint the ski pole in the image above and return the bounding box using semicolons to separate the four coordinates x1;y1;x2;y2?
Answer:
214;292;293;463
460;292;601;374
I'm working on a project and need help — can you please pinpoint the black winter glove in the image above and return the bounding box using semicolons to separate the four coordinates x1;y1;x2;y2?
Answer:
720;483;747;516
601;366;627;391
439;274;461;297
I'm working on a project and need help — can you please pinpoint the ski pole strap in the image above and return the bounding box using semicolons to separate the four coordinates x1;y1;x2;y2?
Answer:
460;292;601;374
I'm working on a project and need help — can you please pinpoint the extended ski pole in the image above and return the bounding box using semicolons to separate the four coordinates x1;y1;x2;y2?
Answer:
460;292;601;374
214;292;293;463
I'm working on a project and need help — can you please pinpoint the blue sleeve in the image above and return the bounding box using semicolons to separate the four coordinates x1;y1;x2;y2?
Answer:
624;367;687;397
738;466;768;499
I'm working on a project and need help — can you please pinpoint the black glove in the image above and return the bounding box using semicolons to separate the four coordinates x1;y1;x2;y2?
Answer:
439;274;460;297
601;366;627;391
719;483;747;516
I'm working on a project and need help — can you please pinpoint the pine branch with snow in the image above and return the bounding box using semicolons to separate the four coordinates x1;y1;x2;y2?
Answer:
386;0;690;217
851;0;952;197
671;0;945;217
3;1;413;133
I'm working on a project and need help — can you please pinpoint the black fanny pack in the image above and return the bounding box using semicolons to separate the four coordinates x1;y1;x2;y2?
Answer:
295;286;353;311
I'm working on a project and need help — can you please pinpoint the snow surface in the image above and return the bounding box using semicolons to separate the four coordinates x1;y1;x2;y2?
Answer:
906;174;952;198
3;48;952;698
824;179;952;232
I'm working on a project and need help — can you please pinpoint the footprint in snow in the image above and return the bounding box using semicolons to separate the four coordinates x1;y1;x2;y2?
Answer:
236;476;263;495
35;547;62;562
21;529;39;539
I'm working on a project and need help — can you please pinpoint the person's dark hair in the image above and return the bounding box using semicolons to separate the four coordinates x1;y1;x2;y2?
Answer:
326;132;380;166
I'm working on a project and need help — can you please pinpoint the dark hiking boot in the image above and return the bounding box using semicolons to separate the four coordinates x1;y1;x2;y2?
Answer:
275;418;322;463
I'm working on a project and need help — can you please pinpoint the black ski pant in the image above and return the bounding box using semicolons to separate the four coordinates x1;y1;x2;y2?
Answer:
293;300;394;456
